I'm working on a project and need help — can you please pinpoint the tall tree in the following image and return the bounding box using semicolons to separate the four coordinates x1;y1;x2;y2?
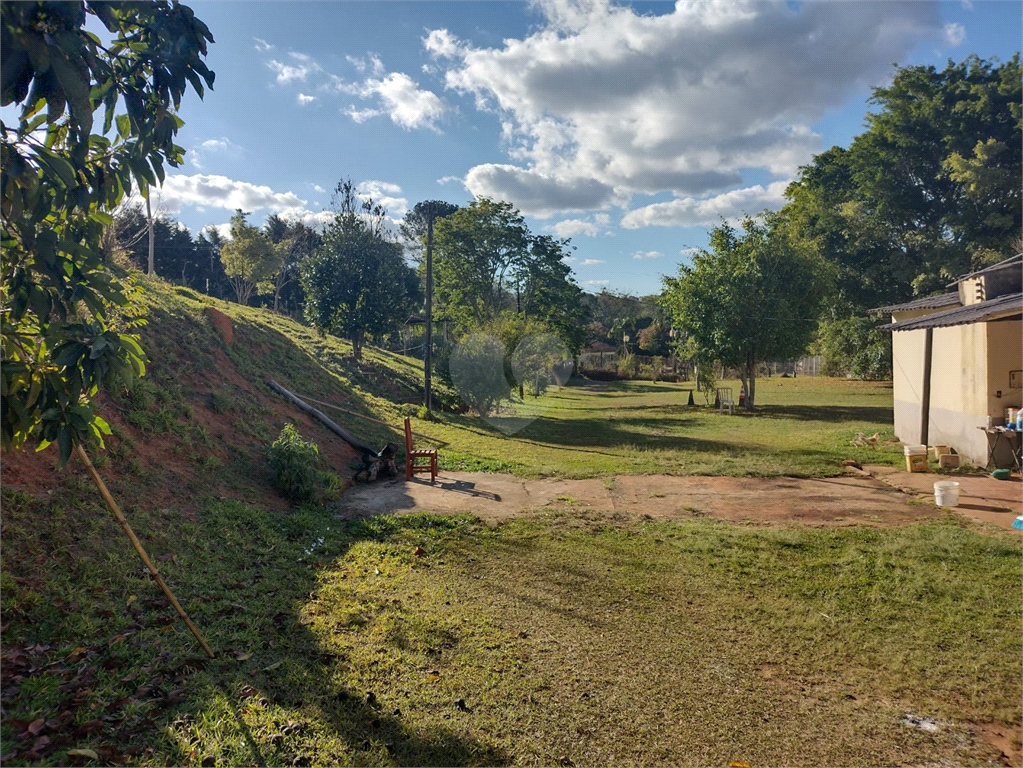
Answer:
264;214;320;315
516;234;588;354
399;200;459;263
219;210;280;306
1;0;214;462
195;226;230;299
784;54;1021;310
432;198;530;328
301;180;419;360
661;216;832;409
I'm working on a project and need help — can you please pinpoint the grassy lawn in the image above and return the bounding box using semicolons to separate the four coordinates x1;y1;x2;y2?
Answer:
2;487;1019;767
414;376;904;478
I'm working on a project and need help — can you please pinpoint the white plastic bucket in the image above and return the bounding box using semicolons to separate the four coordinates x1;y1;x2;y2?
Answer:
934;480;960;507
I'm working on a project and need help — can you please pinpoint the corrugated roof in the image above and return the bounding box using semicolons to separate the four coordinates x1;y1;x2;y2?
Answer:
945;253;1022;286
873;292;961;313
879;292;1022;332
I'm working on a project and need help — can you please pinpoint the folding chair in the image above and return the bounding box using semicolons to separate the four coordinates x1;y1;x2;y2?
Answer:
404;417;438;482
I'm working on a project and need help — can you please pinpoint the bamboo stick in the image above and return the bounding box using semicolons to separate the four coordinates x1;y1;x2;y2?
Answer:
73;443;215;658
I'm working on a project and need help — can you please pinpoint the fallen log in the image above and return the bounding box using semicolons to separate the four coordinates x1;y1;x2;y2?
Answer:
267;380;398;481
267;379;379;456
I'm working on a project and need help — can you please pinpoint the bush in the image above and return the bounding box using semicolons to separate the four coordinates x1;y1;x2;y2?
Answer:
616;352;639;378
449;333;509;416
267;424;320;502
816;316;892;380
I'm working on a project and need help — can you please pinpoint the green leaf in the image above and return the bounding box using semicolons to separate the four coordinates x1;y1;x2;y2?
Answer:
57;427;74;466
116;113;131;140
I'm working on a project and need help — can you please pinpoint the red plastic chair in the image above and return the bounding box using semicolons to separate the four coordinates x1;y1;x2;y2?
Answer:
404;417;437;483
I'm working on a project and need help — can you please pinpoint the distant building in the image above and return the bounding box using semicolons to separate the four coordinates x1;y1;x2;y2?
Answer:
878;255;1022;467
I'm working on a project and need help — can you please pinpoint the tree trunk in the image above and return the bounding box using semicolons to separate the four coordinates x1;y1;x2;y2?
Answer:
352;331;363;360
146;195;155;276
745;347;756;410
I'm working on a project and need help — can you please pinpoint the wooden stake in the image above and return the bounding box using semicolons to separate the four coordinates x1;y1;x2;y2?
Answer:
74;443;215;658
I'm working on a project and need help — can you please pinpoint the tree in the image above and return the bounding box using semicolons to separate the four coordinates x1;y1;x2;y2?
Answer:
399;200;458;263
301;180;419;360
515;234;588;355
511;331;570;398
1;1;214;463
219;210;280;306
661;216;832;409
432;198;530;328
448;332;509;417
195;226;231;299
783;54;1022;312
815;315;892;380
264;214;320;315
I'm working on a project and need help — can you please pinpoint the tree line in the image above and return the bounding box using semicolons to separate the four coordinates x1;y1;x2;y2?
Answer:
661;53;1021;408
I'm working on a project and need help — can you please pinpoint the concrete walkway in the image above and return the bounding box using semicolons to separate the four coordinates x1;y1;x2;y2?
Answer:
865;464;1022;531
342;470;944;527
341;469;1023;532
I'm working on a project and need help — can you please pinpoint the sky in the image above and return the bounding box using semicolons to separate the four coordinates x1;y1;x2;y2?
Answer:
142;0;1019;296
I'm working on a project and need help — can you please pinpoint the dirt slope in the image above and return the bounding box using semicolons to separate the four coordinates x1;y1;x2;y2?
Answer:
0;282;429;515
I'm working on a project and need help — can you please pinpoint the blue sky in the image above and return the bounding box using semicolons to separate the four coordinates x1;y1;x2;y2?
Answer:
145;0;1020;297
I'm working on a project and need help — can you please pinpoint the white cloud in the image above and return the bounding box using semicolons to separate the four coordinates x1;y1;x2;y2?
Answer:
437;175;462;185
549;212;614;238
355;72;447;131
632;250;663;260
620;181;790;229
189;137;242;170
429;0;942;216
204;222;233;240
253;37;274;52
550;218;600;238
346;105;383;123
585;279;609;286
160;173;309;215
259;48;445;132
267;58;318;83
943;22;966;46
313;184;327;194
423;29;467;59
357;180;408;219
465;164;615;217
580;258;604;266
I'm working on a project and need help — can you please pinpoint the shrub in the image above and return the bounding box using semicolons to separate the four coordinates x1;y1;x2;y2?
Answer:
267;424;320;502
616;352;639;378
449;333;509;416
816;316;892;380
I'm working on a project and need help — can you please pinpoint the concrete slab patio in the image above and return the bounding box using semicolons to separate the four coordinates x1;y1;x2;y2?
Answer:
866;464;1022;531
341;470;959;528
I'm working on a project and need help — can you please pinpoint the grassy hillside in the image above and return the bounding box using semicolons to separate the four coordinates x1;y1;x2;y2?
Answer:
2;277;449;518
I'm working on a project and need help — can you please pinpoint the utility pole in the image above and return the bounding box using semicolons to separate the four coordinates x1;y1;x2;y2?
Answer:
425;210;434;412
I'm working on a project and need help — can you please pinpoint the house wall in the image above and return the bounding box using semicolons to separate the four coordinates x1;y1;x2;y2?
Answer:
986;317;1023;414
894;317;1023;467
927;323;989;465
891;306;949;446
892;327;927;446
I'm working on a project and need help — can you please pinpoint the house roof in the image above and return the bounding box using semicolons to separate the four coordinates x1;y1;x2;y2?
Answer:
873;291;961;314
879;292;1023;332
944;253;1023;286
